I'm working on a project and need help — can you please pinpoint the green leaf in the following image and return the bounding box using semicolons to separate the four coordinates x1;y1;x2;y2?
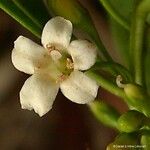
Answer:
100;0;137;68
98;0;137;30
145;28;150;95
0;0;50;38
109;18;130;68
12;0;49;28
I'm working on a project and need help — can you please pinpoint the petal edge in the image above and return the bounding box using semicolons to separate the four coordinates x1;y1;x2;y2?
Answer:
60;71;99;104
41;16;72;50
20;74;59;116
12;36;48;74
68;40;97;70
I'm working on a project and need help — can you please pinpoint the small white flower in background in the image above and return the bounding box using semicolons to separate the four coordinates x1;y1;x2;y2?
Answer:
12;16;99;117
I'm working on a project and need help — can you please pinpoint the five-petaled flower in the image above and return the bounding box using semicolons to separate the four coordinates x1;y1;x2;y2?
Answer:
12;16;99;116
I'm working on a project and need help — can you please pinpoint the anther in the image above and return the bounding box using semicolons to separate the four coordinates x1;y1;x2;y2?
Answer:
46;43;60;54
66;58;74;69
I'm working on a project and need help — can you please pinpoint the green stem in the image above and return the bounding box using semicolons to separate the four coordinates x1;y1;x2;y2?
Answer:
98;0;130;30
94;61;133;82
130;0;150;86
86;69;126;99
88;101;120;129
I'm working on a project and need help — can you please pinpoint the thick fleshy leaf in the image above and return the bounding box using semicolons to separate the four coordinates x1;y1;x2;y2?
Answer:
41;16;72;49
20;74;59;117
68;40;97;70
60;71;99;104
12;36;48;74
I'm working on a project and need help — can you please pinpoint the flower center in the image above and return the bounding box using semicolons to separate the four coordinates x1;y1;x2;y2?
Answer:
46;43;74;83
66;58;74;69
46;43;60;53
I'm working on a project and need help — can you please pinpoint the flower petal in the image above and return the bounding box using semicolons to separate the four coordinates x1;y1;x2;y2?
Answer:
68;40;97;70
60;71;99;104
41;16;72;50
12;36;48;74
20;74;59;117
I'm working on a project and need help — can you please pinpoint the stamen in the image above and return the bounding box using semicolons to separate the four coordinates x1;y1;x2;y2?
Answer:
46;43;60;54
116;75;126;88
56;74;68;83
66;58;74;69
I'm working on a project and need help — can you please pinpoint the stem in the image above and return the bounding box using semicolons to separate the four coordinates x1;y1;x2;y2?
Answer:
99;0;130;30
93;61;133;82
86;69;126;99
88;101;120;129
130;0;150;86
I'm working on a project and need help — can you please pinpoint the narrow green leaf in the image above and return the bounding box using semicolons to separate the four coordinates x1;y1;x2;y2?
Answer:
98;0;137;30
12;0;49;28
130;0;150;86
0;0;50;38
109;18;130;68
0;0;40;37
145;28;150;95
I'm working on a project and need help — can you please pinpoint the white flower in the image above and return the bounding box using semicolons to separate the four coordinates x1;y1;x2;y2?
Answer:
12;16;99;117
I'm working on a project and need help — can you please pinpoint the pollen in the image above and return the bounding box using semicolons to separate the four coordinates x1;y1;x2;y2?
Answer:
46;43;60;54
66;58;74;69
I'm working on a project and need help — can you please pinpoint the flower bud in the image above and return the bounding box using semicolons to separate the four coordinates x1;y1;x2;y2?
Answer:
46;0;83;24
89;101;120;129
107;133;139;150
118;110;145;133
124;84;150;117
124;84;145;100
46;0;98;36
141;132;150;149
